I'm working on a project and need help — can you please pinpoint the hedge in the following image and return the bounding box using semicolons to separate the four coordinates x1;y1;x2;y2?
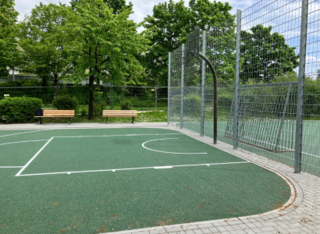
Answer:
0;97;42;123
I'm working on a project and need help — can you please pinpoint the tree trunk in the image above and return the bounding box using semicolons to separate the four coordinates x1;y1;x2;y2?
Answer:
42;76;48;86
53;74;59;97
88;75;95;120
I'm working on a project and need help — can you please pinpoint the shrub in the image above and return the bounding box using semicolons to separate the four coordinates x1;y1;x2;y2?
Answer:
93;103;107;115
93;89;107;114
120;99;131;110
0;79;43;87
0;97;42;123
184;94;201;116
80;109;86;117
218;93;233;107
52;94;78;110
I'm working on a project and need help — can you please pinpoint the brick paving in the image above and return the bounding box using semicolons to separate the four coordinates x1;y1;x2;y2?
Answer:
1;122;319;234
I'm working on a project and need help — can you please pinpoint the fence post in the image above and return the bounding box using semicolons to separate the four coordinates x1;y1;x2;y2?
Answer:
295;0;309;173
155;87;158;111
180;44;185;129
233;10;242;149
200;31;206;136
168;52;171;124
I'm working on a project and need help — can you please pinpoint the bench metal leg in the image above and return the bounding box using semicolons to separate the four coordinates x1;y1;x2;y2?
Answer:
68;117;71;125
106;117;108;124
39;117;42;125
132;117;134;124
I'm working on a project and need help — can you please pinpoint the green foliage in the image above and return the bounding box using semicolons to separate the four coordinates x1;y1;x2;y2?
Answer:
218;93;233;107
80;109;86;117
240;25;299;83
0;97;42;123
130;96;153;108
18;3;70;86
120;99;131;110
0;0;21;78
270;72;298;83
52;94;78;110
61;0;152;119
184;94;201;116
0;79;42;87
141;0;234;85
93;103;106;115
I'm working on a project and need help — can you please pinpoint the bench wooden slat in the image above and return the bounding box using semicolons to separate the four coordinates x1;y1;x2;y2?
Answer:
35;115;75;117
102;110;137;124
34;110;75;125
43;110;75;114
103;115;138;117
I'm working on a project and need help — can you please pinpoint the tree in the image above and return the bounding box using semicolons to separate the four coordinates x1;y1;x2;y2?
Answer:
240;25;299;83
0;0;20;78
62;0;151;119
141;0;234;86
71;0;132;14
18;3;70;86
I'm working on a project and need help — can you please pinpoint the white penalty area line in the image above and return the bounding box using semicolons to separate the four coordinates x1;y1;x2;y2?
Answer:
16;161;250;177
15;137;54;177
142;138;208;154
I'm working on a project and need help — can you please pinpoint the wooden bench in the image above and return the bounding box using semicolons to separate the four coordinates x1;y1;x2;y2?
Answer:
35;110;75;125
103;110;138;124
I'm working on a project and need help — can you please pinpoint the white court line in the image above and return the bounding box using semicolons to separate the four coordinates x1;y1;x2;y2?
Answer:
53;133;182;139
16;161;250;177
15;137;54;177
0;166;23;168
154;166;173;169
142;138;208;154
0;130;50;138
0;139;49;146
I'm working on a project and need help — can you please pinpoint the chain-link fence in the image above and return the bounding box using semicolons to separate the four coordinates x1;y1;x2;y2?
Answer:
0;85;168;111
168;0;320;177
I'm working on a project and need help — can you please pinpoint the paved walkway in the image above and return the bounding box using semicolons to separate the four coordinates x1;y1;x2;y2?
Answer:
1;123;319;234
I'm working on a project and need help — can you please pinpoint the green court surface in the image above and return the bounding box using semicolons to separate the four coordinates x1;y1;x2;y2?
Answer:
0;128;290;233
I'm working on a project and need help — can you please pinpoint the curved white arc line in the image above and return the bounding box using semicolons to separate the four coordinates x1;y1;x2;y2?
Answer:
142;138;207;155
0;129;50;138
0;166;23;168
0;139;50;146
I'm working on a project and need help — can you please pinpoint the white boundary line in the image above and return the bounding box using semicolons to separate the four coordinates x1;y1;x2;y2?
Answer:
142;138;208;154
0;139;49;146
0;166;23;168
0;130;49;138
15;137;54;177
16;161;250;177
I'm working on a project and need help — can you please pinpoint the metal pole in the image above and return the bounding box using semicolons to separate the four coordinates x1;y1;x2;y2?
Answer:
295;0;308;173
180;44;185;129
198;53;218;144
234;9;242;149
274;83;292;152
168;52;171;124
155;87;158;111
200;31;206;137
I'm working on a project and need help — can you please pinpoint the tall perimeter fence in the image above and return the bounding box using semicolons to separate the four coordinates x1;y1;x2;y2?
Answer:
0;85;168;111
168;0;320;177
